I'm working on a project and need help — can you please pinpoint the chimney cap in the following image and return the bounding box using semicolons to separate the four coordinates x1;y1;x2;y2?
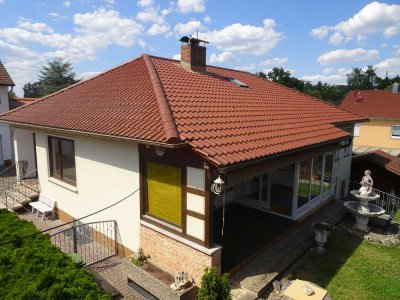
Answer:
179;36;209;46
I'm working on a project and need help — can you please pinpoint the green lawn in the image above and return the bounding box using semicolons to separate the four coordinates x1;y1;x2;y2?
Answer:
287;229;400;300
0;210;111;300
393;209;400;223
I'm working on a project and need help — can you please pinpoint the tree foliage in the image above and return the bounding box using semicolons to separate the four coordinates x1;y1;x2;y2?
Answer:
197;267;231;300
257;66;399;105
0;210;110;300
23;57;79;98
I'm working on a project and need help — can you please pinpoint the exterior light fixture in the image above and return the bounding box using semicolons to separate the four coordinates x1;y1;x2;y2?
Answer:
211;175;225;195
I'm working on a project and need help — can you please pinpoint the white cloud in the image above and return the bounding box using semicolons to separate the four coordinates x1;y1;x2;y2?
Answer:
328;32;343;46
63;1;71;7
235;63;256;72
136;6;159;23
311;2;400;45
381;43;387;48
177;0;206;13
174;20;202;36
203;16;211;24
301;74;346;85
209;52;236;63
374;57;400;78
310;25;330;39
48;12;68;21
260;57;288;67
396;49;400;57
104;0;115;5
323;67;334;74
147;23;169;35
317;48;379;65
17;19;53;33
0;8;144;95
137;0;153;7
137;39;147;48
201;19;283;55
173;53;181;60
0;0;4;4
79;71;101;79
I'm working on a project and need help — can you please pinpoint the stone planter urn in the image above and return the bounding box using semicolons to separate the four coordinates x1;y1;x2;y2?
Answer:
312;222;333;254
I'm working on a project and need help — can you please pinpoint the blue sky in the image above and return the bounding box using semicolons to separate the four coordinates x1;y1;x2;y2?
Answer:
0;0;399;96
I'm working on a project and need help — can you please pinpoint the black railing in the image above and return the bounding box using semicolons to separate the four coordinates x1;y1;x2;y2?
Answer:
349;181;400;219
49;220;119;266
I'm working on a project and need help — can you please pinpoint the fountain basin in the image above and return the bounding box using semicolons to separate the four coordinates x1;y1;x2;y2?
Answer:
344;201;385;231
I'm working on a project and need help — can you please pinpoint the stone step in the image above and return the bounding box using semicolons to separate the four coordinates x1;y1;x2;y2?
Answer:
231;285;257;300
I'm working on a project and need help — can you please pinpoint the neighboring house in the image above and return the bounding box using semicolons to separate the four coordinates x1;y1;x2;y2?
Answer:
0;39;364;283
0;61;15;166
351;150;400;196
9;97;37;110
340;85;400;157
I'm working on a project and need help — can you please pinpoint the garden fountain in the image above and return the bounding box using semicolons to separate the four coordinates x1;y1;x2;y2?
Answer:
344;170;385;231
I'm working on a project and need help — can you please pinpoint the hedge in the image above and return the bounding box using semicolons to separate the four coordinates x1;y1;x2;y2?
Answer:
0;210;111;300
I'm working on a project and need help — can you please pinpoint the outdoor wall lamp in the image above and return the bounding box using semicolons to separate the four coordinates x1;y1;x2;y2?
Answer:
211;175;225;195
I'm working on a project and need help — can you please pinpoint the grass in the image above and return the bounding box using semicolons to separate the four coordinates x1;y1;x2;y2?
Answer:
393;209;400;223
287;229;400;300
0;209;111;300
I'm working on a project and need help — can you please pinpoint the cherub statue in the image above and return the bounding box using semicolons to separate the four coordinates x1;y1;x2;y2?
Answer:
359;170;373;196
170;271;190;291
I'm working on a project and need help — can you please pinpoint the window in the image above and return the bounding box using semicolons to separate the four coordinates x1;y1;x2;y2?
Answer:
146;161;182;227
225;77;249;88
353;123;360;137
333;150;340;160
323;152;333;193
343;145;351;156
391;125;400;139
48;136;76;185
298;159;312;209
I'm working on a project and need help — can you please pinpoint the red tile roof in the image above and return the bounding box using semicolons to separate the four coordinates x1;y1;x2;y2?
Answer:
340;90;400;118
0;54;365;167
353;150;400;176
9;97;38;110
0;61;15;86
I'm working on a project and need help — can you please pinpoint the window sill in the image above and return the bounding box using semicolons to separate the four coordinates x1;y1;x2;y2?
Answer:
48;177;78;193
140;219;222;256
142;214;182;233
390;136;400;140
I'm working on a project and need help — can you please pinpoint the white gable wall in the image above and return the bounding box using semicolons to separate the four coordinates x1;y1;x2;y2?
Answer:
34;130;141;252
0;86;13;164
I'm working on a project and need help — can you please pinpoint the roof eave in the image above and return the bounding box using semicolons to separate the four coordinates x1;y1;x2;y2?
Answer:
2;120;187;149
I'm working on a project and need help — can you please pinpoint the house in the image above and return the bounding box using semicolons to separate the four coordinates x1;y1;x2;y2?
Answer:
340;85;400;157
0;61;16;166
0;38;365;284
9;97;38;110
351;149;400;196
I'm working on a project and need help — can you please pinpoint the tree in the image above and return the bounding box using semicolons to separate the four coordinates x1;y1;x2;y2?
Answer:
346;65;378;90
23;82;42;98
23;57;79;97
267;67;292;86
8;90;16;99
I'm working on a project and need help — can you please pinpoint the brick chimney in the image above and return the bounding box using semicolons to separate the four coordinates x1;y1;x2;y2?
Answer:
179;36;209;73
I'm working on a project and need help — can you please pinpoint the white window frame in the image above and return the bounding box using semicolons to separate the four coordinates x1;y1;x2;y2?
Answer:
353;123;360;137
391;125;400;139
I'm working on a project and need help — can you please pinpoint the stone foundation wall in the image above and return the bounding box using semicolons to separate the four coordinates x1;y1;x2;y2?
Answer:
140;224;221;284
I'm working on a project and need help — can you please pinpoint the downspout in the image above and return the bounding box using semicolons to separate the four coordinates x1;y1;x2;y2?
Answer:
7;86;13;97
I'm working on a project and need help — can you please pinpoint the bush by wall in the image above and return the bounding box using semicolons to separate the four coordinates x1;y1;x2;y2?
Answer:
197;267;231;300
0;210;110;299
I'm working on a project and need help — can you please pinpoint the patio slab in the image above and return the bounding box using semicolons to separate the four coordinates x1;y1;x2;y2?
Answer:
230;199;346;297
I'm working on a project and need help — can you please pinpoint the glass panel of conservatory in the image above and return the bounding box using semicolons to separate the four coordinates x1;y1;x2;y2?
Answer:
323;152;333;193
310;155;323;200
298;159;312;208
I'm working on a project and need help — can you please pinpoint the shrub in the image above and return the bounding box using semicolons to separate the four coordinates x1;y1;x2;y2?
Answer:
197;267;231;300
0;209;111;299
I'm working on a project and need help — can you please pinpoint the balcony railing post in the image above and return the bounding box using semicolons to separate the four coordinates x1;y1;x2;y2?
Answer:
114;221;118;255
72;226;78;254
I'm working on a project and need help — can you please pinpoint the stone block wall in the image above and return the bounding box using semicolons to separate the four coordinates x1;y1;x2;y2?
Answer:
140;224;221;284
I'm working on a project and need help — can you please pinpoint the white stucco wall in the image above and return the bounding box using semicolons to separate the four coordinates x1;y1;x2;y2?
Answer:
0;86;13;164
13;127;36;175
31;130;141;251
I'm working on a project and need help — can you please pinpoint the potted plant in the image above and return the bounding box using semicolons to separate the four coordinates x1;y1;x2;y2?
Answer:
312;222;333;254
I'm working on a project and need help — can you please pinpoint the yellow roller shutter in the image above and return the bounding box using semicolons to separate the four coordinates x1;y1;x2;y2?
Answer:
146;161;182;226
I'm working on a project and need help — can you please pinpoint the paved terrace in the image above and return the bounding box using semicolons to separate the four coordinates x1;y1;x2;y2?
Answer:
230;199;347;299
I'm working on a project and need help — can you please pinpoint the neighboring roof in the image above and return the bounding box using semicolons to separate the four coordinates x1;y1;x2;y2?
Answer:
0;54;365;167
340;90;400;119
352;145;400;157
9;98;38;110
0;61;15;86
353;150;400;176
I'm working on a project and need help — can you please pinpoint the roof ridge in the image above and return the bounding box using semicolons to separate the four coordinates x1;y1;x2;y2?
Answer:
143;54;181;143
